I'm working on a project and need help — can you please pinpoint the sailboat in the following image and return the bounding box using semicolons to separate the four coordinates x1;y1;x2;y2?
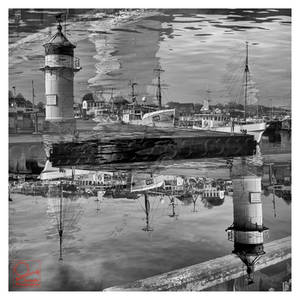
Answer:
193;42;267;143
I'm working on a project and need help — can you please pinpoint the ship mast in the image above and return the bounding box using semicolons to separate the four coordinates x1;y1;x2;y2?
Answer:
143;193;153;231
130;81;137;103
31;80;35;106
244;42;249;122
110;87;114;111
32;80;38;134
59;181;63;261
154;68;164;109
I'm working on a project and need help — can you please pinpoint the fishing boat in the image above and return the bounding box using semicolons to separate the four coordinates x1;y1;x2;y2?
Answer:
122;69;176;128
193;42;267;143
93;89;123;127
131;173;164;193
93;107;121;124
140;108;176;127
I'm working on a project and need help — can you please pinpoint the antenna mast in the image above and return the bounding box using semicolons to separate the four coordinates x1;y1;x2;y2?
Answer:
154;68;164;109
31;80;35;106
59;181;63;261
110;87;114;111
65;10;68;35
244;42;249;121
56;13;63;28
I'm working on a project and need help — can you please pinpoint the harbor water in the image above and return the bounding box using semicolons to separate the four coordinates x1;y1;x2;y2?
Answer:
9;130;291;291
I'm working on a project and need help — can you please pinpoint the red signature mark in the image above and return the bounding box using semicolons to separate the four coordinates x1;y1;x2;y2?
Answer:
12;260;41;288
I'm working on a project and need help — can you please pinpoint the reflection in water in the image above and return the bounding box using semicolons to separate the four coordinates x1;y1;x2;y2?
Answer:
46;182;84;261
9;148;291;290
142;194;152;232
226;175;269;285
96;190;104;214
168;197;178;218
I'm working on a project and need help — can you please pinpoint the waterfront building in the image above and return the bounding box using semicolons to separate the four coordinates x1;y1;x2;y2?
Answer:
8;91;45;133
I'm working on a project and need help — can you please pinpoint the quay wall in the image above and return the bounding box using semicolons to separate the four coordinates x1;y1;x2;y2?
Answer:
104;236;291;291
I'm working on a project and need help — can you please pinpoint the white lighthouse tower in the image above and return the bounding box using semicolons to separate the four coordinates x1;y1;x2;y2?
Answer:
226;175;268;284
41;18;81;130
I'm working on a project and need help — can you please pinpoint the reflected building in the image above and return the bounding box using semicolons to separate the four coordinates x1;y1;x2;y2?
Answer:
261;162;291;207
226;175;269;284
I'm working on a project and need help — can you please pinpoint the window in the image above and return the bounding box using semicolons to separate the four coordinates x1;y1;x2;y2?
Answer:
249;192;261;203
46;94;57;106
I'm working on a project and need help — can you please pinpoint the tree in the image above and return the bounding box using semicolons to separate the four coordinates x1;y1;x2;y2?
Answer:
25;100;33;108
82;93;94;101
36;101;45;112
13;93;27;107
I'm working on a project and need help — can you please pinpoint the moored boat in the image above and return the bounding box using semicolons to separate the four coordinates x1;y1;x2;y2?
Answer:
193;42;267;143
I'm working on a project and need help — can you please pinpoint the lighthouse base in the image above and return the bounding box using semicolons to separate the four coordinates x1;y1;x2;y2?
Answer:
43;119;77;135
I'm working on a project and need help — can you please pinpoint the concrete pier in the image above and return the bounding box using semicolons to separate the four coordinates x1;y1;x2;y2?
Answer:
104;236;291;291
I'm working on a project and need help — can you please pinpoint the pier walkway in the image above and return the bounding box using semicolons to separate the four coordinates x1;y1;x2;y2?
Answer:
104;236;291;291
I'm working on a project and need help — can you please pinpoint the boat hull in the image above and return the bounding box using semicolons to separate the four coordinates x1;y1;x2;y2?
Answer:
193;122;267;143
141;109;175;128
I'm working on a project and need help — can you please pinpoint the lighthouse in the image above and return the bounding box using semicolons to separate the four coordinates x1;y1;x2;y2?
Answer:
40;19;81;126
226;175;268;284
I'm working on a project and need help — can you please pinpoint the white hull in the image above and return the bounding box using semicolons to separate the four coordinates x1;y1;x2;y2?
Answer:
141;109;175;128
93;115;122;130
39;160;90;180
93;115;120;124
193;122;267;143
131;174;164;192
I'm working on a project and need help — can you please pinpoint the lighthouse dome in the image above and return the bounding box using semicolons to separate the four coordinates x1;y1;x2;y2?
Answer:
43;24;75;56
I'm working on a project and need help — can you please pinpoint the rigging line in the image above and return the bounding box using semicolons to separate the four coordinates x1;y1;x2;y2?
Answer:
226;67;244;85
234;72;246;104
137;195;146;213
225;64;245;91
225;72;244;88
237;82;245;104
225;67;245;90
65;207;83;229
225;71;244;88
225;75;245;97
149;196;162;224
148;202;158;227
225;56;245;81
226;78;244;99
48;185;60;229
52;198;61;232
225;60;244;82
153;195;169;218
